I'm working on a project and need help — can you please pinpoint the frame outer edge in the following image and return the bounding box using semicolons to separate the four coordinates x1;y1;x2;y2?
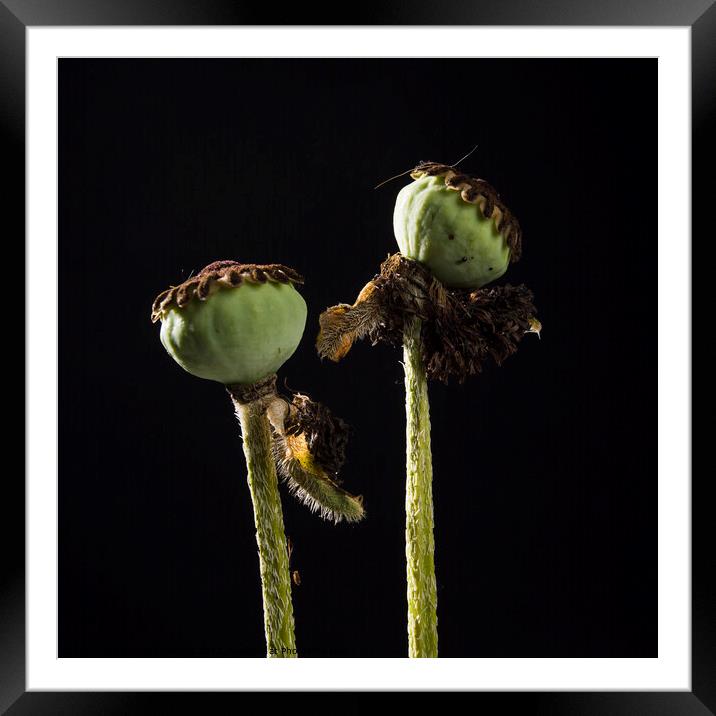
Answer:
0;2;27;714
4;0;711;711
692;3;716;714
0;0;715;26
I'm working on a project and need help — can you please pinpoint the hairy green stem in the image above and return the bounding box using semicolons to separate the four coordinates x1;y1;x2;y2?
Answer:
235;398;297;658
403;317;438;658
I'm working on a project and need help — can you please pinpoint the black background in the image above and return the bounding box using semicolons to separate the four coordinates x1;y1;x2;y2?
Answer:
59;58;656;658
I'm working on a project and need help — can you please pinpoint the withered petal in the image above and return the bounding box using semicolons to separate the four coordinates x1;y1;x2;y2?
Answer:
317;253;538;383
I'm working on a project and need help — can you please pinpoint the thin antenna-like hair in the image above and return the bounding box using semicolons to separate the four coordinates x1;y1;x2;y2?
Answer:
374;167;416;190
450;143;479;168
373;144;478;190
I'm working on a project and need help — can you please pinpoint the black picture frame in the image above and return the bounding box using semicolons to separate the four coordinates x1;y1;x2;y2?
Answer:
3;1;707;712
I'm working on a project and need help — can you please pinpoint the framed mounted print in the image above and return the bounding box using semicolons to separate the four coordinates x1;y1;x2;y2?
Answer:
3;0;707;711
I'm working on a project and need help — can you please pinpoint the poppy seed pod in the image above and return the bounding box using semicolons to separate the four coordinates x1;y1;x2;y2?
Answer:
393;163;522;289
152;259;364;658
319;158;537;657
152;261;307;386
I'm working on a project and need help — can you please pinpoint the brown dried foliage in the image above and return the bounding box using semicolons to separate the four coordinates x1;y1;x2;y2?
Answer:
317;253;538;383
284;393;351;477
421;283;537;382
226;376;364;523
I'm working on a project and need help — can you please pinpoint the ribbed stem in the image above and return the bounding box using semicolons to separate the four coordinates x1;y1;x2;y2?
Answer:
403;317;438;658
235;398;297;658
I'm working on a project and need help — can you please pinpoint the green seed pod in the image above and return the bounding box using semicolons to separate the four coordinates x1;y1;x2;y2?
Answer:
151;261;307;385
393;162;523;289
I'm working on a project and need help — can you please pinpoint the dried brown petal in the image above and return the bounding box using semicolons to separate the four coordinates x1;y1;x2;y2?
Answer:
422;284;537;383
317;253;539;383
227;380;364;524
316;254;435;361
284;393;350;477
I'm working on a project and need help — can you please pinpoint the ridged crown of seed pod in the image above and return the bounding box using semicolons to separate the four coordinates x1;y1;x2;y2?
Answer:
409;162;523;259
394;162;522;289
153;260;307;386
151;260;304;323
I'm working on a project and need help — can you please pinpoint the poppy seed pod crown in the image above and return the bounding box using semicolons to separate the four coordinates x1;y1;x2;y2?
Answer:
152;260;307;386
393;162;522;289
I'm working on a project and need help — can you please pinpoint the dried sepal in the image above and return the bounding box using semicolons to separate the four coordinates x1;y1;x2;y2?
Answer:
410;162;523;261
317;253;539;383
274;432;365;524
151;260;304;323
284;393;350;476
316;284;386;362
317;254;434;361
316;303;377;363
266;395;365;524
